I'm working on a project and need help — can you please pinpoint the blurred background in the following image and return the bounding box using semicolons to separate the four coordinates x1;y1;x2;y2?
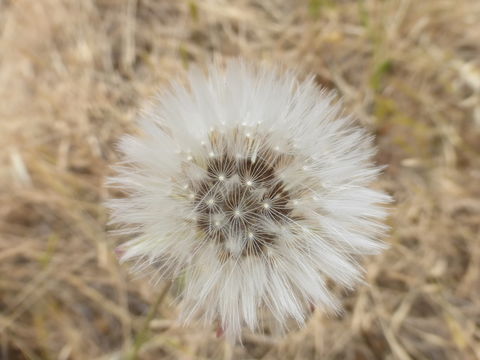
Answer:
1;0;479;359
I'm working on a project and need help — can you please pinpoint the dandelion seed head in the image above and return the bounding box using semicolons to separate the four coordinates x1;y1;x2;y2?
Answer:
107;60;391;342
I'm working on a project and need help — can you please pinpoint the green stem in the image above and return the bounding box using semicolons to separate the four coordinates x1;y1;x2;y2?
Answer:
127;281;172;360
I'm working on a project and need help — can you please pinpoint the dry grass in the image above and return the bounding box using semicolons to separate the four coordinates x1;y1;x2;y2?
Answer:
1;0;480;359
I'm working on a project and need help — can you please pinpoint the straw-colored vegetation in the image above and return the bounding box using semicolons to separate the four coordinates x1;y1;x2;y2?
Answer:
1;0;479;359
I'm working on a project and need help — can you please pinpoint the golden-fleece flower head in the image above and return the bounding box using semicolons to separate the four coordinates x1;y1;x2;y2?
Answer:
107;60;390;342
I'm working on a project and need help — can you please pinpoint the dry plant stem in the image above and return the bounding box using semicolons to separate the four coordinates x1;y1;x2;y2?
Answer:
127;281;172;360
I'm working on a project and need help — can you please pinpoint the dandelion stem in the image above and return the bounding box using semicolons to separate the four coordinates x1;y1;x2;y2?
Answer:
127;281;172;360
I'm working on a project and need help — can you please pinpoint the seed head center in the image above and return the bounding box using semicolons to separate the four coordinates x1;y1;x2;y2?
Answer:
187;130;295;258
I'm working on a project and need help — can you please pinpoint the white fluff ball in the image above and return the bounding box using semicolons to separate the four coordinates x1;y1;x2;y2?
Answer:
106;60;391;342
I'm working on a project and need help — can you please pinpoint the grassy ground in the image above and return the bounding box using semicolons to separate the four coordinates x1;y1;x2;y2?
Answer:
1;0;479;359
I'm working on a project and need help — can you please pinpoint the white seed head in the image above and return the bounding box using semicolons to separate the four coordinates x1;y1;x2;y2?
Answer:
106;60;391;342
